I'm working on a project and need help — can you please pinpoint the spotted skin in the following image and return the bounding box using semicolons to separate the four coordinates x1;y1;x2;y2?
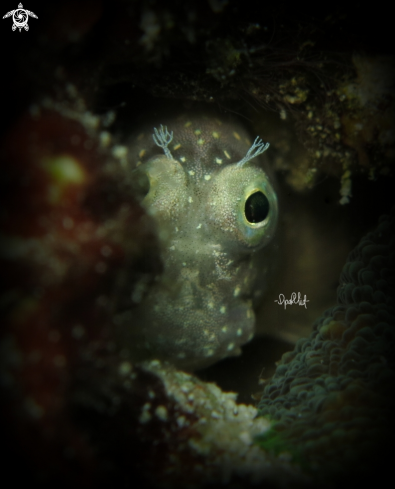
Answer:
118;113;278;370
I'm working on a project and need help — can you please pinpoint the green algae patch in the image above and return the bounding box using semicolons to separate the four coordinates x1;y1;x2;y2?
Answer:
254;425;309;471
41;155;86;184
40;155;87;204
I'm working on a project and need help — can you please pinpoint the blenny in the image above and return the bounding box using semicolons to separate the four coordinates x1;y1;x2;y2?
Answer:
116;113;278;370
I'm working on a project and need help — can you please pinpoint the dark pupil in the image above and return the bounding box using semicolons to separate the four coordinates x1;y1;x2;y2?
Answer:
245;191;269;223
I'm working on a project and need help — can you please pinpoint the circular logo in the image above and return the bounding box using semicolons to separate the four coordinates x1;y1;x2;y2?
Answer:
12;8;28;31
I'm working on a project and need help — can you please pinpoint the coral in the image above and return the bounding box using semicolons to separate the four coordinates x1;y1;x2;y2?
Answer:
258;208;395;483
0;96;161;486
72;359;308;488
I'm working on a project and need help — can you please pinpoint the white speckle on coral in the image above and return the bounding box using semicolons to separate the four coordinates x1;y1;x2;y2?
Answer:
119;361;132;376
155;405;168;421
99;131;111;147
112;145;128;159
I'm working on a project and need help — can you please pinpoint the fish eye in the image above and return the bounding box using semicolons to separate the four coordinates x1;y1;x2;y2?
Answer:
244;190;270;224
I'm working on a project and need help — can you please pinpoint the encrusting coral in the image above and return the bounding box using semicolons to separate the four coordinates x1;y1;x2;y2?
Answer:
258;207;395;483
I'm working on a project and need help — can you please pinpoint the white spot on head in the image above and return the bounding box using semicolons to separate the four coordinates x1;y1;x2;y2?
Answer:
203;347;214;357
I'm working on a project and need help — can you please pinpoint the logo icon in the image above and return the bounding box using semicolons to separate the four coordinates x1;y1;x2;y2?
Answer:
3;3;38;32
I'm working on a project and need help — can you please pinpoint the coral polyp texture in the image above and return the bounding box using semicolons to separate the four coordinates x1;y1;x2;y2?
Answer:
119;113;278;369
258;207;395;482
